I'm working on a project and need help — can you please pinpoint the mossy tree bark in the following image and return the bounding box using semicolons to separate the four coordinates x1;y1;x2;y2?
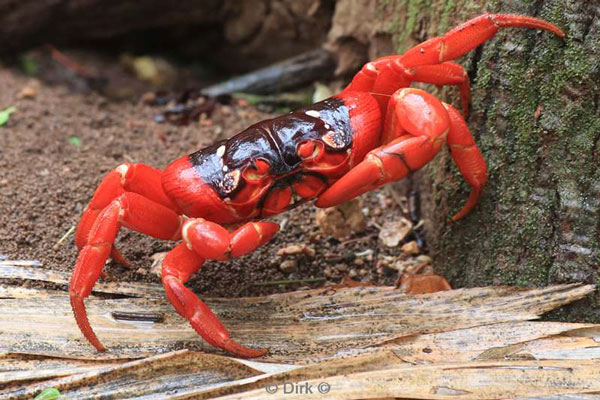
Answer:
329;0;599;320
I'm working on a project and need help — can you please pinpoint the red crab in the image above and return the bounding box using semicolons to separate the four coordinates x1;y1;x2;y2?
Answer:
70;14;564;358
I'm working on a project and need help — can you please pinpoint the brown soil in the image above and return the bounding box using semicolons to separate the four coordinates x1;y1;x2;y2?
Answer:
0;62;419;299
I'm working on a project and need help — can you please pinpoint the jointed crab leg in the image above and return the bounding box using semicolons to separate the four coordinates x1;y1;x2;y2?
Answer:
400;13;564;68
406;63;471;117
316;88;487;221
162;220;279;358
75;163;178;264
161;244;267;358
443;103;488;220
70;192;182;351
345;13;564;113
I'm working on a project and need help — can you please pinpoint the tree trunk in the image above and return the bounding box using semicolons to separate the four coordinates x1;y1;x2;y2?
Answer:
328;0;600;320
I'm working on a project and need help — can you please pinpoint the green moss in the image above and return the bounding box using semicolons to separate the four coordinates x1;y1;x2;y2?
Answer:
439;0;455;33
405;0;428;34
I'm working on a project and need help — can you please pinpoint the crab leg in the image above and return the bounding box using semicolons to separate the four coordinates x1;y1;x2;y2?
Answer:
162;220;279;358
161;244;267;358
345;60;471;113
443;103;488;221
75;163;177;264
405;63;471;117
343;14;562;113
317;88;449;208
70;192;182;351
400;13;564;68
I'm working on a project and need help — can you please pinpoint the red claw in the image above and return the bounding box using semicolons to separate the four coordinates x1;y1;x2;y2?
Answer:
315;156;382;208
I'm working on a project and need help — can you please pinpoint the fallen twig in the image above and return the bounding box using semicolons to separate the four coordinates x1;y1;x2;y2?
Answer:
52;225;75;251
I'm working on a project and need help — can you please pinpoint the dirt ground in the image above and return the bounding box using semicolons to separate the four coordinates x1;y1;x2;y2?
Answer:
0;57;424;299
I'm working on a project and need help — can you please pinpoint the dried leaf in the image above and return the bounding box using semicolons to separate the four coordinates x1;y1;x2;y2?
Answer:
199;323;600;399
315;199;366;240
389;321;596;363
0;354;119;385
378;218;412;247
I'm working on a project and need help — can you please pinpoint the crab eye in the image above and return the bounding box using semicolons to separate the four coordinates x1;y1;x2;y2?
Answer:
253;159;269;175
297;140;322;160
244;159;270;181
297;141;314;159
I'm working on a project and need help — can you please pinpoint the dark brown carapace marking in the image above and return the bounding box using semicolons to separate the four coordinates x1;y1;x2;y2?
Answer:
189;97;352;208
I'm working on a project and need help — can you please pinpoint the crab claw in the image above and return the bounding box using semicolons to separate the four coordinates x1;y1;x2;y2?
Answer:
315;155;383;208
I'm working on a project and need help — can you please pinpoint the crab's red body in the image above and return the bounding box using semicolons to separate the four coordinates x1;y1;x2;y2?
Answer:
70;14;564;358
162;91;380;223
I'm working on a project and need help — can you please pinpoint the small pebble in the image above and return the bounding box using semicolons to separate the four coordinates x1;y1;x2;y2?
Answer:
401;240;420;255
379;257;391;266
277;244;315;259
348;268;358;278
391;260;410;274
354;258;364;266
336;263;348;272
279;259;298;273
